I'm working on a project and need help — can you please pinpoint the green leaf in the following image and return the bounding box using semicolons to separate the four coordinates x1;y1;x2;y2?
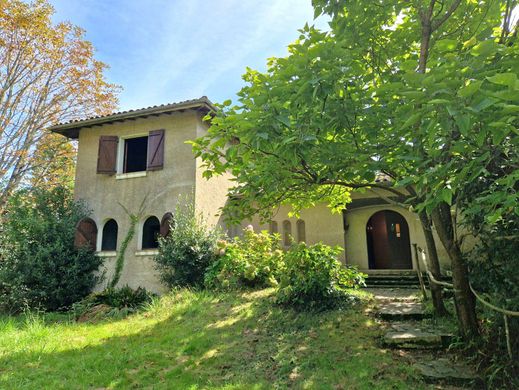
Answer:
470;40;499;57
436;39;458;52
440;188;453;205
458;80;482;98
400;112;422;129
427;99;450;104
486;73;517;87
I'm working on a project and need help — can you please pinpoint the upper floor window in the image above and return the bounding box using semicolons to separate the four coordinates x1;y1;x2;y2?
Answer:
101;219;118;251
97;129;165;175
142;216;160;249
124;136;148;173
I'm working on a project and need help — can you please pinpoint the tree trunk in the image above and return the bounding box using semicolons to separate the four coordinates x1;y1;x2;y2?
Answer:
418;211;448;316
432;202;478;339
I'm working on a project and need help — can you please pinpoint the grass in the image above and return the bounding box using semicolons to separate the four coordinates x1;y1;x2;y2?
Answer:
0;288;430;389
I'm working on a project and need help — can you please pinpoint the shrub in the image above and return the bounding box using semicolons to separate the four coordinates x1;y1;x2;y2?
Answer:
71;286;155;321
0;187;103;313
276;242;365;310
154;202;221;288
205;227;284;290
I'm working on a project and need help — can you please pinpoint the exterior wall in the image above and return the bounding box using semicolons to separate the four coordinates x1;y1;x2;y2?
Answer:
75;111;201;293
193;117;233;229
232;204;346;261
344;191;451;271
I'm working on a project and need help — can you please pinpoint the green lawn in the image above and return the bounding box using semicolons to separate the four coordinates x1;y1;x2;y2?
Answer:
0;289;428;389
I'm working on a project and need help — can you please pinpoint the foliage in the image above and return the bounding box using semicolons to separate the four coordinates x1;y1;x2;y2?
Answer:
204;227;284;290
0;187;103;313
71;286;155;320
0;0;119;207
154;201;221;288
276;243;365;310
0;288;424;389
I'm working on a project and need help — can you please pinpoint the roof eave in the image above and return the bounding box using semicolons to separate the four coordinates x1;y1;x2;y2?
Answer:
49;97;216;139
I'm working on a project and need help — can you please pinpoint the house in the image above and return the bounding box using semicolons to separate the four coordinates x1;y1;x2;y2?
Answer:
50;97;450;293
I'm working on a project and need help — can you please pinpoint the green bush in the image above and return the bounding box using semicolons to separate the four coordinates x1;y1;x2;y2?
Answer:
205;227;284;290
154;202;221;288
276;243;365;310
0;187;103;313
71;286;155;320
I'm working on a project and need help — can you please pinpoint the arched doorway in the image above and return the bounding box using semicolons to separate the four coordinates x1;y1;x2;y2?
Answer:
366;210;412;269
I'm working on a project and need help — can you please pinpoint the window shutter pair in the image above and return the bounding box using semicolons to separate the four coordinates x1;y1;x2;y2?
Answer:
96;129;165;174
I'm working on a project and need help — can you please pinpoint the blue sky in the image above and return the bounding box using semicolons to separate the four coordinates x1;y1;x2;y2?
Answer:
51;0;328;111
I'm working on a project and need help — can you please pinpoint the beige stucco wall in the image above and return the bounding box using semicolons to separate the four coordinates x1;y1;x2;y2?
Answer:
232;203;346;261
75;111;223;293
193;116;233;230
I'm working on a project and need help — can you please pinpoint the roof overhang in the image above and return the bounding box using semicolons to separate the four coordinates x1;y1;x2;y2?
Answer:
49;97;216;139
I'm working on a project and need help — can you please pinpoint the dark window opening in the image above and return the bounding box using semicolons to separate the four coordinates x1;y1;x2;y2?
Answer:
142;216;160;249
101;219;118;251
124;136;148;173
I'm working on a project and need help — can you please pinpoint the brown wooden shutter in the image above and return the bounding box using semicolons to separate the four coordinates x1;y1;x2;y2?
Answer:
74;218;98;251
147;129;165;170
97;136;118;174
160;212;174;237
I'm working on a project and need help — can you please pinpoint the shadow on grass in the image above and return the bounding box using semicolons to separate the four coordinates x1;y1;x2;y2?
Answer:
0;289;422;389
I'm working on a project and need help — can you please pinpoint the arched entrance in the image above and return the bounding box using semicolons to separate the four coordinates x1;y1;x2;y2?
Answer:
366;210;412;269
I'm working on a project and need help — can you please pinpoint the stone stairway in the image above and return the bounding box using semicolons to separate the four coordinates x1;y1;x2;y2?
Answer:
368;288;480;387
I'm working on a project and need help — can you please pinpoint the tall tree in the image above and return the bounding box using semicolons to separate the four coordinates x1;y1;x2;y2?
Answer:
193;0;517;337
0;0;119;205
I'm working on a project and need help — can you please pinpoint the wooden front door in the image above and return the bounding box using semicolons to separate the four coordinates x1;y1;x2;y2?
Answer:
366;210;412;269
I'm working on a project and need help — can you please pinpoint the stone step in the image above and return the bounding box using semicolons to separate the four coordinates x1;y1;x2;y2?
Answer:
383;323;454;349
413;358;480;386
376;301;427;320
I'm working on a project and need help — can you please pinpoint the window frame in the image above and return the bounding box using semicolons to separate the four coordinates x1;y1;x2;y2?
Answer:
116;133;149;175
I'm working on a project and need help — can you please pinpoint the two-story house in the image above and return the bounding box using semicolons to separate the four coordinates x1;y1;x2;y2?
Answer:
50;97;450;293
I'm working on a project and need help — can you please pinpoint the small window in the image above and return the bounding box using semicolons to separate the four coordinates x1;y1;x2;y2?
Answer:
101;219;118;251
124;136;148;173
269;220;278;234
296;220;306;243
142;216;160;249
282;220;292;246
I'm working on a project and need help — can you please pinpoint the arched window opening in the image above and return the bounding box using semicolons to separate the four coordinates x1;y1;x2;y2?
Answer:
142;216;160;249
160;212;174;238
296;220;306;243
269;220;278;234
101;219;118;251
74;218;97;251
282;220;292;246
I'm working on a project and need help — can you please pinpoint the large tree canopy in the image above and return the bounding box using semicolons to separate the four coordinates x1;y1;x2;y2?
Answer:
193;0;518;337
0;0;119;204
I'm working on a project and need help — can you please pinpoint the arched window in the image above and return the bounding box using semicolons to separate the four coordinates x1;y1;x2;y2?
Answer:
101;219;118;251
297;220;306;243
282;220;292;246
142;216;160;249
74;218;97;251
269;220;278;234
160;212;174;238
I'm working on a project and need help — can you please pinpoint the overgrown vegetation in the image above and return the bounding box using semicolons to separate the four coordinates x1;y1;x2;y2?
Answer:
277;243;365;310
0;187;103;313
72;286;155;321
155;202;221;288
0;288;425;389
204;227;284;290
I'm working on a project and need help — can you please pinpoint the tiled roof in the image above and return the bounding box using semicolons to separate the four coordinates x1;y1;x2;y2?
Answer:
49;96;216;139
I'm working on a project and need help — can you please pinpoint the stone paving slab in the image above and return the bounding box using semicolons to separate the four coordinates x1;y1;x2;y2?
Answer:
413;358;479;386
384;329;442;348
365;288;421;302
376;301;427;320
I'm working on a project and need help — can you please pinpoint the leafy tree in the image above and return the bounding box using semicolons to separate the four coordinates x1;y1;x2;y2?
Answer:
193;0;517;338
0;0;119;206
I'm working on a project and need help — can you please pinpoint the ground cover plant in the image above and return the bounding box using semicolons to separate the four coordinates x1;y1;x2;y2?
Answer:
0;288;431;389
